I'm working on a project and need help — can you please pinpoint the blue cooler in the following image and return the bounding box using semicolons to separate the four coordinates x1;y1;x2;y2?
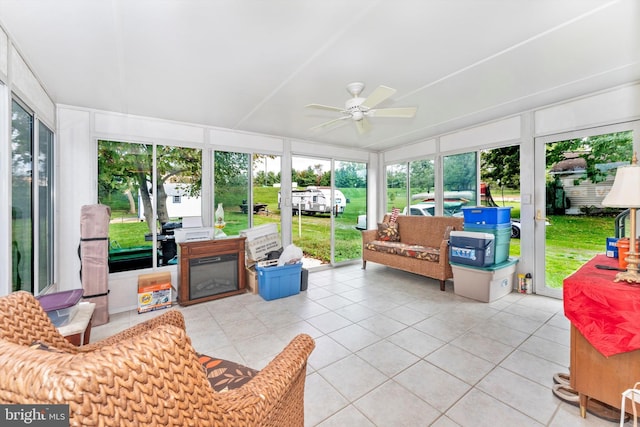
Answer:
449;231;495;267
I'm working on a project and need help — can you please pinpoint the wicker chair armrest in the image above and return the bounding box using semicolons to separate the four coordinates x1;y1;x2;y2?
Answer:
362;229;378;245
212;333;315;426
1;314;315;426
1;324;213;425
81;309;186;351
439;239;451;265
0;291;79;352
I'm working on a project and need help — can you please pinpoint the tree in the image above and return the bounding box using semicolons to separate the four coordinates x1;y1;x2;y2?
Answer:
409;159;434;193
335;162;366;188
98;141;202;232
546;132;633;184
443;152;476;191
252;154;280;186
481;146;520;189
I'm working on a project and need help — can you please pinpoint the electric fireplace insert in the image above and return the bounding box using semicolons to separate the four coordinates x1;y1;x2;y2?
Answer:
178;237;246;306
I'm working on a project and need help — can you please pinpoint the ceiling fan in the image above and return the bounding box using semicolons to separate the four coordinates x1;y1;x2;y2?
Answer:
306;82;417;135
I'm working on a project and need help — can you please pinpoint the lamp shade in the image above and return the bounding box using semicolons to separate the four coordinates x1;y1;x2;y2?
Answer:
602;163;640;208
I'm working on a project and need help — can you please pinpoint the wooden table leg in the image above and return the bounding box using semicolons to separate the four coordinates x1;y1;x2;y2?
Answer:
579;393;588;418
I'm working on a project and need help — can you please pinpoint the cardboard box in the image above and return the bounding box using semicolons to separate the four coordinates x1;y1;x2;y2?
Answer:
138;272;172;313
246;266;258;294
451;258;519;302
240;224;281;265
606;237;619;258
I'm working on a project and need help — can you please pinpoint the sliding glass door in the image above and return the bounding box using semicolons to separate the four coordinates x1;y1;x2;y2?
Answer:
335;160;367;263
289;156;367;266
11;99;55;294
535;126;635;297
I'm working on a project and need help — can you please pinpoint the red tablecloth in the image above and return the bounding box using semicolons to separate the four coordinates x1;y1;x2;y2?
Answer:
564;254;640;357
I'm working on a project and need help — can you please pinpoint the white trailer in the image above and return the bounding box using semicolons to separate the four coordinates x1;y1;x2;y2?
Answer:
282;187;347;215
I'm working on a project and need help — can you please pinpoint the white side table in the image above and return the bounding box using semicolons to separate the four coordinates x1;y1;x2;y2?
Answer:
621;384;640;427
57;301;96;346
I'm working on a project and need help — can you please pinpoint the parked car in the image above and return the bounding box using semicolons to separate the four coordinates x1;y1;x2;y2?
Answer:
355;204;458;230
403;204;434;216
510;218;550;239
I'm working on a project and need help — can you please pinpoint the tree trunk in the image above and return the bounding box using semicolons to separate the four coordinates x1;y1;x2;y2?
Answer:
124;188;136;214
156;181;169;225
137;172;154;233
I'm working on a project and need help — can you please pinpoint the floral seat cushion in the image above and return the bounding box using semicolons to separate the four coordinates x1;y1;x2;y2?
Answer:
198;353;258;393
365;241;440;262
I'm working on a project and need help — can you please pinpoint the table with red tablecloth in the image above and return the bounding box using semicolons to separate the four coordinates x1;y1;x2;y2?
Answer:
563;254;640;357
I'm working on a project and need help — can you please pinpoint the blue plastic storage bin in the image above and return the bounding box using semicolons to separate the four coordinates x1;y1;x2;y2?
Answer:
449;231;495;267
256;262;302;301
462;206;512;225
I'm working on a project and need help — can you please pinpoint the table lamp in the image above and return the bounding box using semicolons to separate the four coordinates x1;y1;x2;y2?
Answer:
601;153;640;284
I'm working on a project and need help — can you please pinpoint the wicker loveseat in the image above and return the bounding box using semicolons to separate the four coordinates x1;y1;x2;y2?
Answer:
0;291;315;426
362;215;464;291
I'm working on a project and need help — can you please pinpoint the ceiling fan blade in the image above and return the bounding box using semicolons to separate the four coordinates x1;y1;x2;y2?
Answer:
355;117;371;135
305;103;345;113
367;107;417;118
360;85;396;109
310;116;350;131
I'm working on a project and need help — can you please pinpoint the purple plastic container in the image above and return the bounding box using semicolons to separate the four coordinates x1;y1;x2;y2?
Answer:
36;289;83;311
36;289;83;327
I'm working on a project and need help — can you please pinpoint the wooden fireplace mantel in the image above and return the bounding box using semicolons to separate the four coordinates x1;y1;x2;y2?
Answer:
177;237;246;306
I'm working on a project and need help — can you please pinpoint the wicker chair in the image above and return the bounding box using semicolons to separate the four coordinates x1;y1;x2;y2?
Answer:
0;291;315;426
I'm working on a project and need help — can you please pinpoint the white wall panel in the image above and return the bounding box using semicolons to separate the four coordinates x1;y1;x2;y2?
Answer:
0;27;7;80
383;139;437;164
209;128;283;153
57;107;94;291
93;110;205;144
535;84;640;137
440;116;521;152
9;45;54;126
290;139;369;162
108;267;177;314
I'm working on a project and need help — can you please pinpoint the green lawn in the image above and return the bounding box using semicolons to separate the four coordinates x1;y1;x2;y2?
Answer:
107;188;619;289
544;215;615;287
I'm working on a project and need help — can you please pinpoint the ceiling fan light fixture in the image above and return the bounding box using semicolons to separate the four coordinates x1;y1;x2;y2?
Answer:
352;111;364;121
305;82;417;134
346;82;365;97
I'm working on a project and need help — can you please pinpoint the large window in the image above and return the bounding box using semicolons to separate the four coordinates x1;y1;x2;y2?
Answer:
11;100;34;292
252;153;281;231
387;158;439;217
37;122;54;291
335;160;367;263
409;159;436;216
443;152;477;210
213;151;250;236
98;140;202;272
11;99;54;294
386;163;408;214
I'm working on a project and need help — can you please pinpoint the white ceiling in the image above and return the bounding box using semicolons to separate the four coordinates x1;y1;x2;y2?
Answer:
0;0;638;152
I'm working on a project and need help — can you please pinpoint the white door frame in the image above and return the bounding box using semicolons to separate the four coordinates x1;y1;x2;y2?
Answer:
534;121;640;298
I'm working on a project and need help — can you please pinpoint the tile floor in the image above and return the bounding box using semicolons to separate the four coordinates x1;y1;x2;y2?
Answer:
93;263;631;426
